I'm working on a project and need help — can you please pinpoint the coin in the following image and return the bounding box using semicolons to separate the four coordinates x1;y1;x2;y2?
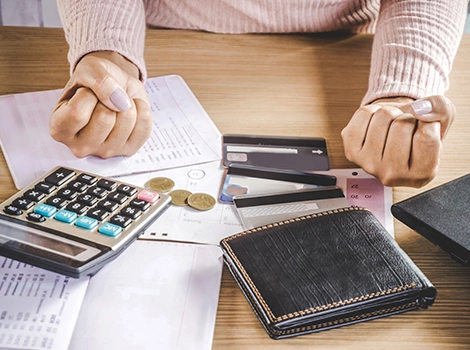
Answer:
187;193;216;211
145;177;175;193
169;189;193;206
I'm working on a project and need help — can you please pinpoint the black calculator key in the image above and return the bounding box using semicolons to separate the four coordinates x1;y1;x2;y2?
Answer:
98;199;119;213
3;205;22;216
129;199;151;211
35;182;56;194
107;192;127;204
77;194;98;206
76;173;97;185
67;181;88;193
66;202;88;214
120;206;142;220
117;184;137;196
97;179;117;191
110;214;132;228
23;189;46;202
87;186;108;198
86;208;109;221
57;188;78;200
12;198;34;210
27;212;46;223
45;167;75;186
46;196;68;209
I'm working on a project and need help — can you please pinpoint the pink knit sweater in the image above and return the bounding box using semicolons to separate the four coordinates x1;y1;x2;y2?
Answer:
57;0;468;105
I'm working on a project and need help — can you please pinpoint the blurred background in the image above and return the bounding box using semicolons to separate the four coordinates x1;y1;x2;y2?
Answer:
1;0;470;31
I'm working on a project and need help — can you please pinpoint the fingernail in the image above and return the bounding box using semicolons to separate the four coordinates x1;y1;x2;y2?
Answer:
110;89;131;111
411;100;432;116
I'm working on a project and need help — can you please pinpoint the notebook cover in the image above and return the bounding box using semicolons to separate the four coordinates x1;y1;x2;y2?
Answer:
220;207;436;339
391;173;470;266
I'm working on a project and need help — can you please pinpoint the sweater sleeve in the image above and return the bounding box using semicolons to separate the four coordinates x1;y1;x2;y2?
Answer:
57;0;148;80
363;0;468;105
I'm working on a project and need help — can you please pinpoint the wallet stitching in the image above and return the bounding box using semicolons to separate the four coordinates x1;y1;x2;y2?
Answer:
221;207;420;323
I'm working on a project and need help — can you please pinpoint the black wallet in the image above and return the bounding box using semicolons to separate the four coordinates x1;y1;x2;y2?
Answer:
220;207;436;339
392;173;470;266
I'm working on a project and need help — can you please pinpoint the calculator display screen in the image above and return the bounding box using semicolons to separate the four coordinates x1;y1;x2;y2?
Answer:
0;219;101;261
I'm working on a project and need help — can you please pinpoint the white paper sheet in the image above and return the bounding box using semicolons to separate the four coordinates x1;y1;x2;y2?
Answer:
0;258;89;350
0;75;221;190
69;241;223;350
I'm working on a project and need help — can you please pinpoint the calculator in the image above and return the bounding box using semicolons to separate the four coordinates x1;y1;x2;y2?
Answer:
0;166;171;278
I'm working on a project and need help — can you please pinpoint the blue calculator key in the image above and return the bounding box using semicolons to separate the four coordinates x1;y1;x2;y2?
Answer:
99;222;123;237
75;216;99;230
54;209;78;223
34;203;57;217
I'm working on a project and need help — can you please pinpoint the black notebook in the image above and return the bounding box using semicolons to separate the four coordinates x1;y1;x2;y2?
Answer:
220;207;436;339
392;173;470;266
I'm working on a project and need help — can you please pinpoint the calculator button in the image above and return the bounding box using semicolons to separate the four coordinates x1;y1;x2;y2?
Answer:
34;203;57;217
35;182;56;194
45;167;75;186
54;209;78;224
98;199;119;213
137;190;160;204
57;188;78;200
46;196;68;209
97;179;117;191
12;198;34;210
107;192;127;204
76;173;97;185
120;206;142;220
3;205;22;216
67;181;87;193
129;199;151;211
65;202;88;214
76;216;99;230
117;184;137;196
77;194;98;206
99;222;123;237
86;208;109;221
24;189;46;202
27;212;46;223
87;186;108;198
109;214;132;228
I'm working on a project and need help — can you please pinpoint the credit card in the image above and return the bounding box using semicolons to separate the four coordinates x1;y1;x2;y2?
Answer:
233;187;349;229
219;164;337;204
222;134;330;171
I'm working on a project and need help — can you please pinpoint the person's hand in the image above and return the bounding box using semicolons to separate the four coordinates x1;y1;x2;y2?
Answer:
50;51;152;158
341;95;455;188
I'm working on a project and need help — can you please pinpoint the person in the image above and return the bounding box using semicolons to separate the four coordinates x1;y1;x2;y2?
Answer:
51;0;468;188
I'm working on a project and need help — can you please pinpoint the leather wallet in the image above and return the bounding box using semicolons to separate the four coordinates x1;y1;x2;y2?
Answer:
392;173;470;266
220;207;436;339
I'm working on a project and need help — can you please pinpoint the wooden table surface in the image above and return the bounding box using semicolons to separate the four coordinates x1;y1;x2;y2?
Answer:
1;26;469;349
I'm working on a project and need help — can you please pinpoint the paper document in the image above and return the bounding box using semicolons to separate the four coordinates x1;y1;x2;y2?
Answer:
69;240;223;350
0;258;89;350
0;75;221;189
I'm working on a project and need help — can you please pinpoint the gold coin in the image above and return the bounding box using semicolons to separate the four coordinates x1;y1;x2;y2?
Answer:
169;189;193;206
187;193;216;211
145;177;175;193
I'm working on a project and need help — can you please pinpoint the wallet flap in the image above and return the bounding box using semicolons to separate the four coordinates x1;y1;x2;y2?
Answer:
220;207;436;337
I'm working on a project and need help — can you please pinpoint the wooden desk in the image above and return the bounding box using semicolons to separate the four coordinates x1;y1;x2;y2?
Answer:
1;26;469;349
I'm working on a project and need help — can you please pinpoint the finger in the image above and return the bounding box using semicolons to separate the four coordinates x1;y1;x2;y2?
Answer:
50;87;99;143
74;56;132;113
409;120;441;183
403;95;455;138
67;102;117;158
361;106;403;161
122;98;153;155
341;104;381;158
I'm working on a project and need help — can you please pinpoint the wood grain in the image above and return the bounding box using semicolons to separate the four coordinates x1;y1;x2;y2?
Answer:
1;26;469;349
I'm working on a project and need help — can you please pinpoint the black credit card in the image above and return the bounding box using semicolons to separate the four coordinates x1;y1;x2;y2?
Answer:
222;134;330;171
